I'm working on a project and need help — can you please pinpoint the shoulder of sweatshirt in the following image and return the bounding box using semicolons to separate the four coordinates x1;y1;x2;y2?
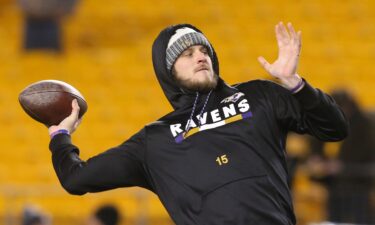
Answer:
233;79;322;110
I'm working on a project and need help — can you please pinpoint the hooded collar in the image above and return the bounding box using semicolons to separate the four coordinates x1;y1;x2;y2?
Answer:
152;24;223;111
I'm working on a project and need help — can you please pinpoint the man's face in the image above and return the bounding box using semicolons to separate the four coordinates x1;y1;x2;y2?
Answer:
172;45;218;92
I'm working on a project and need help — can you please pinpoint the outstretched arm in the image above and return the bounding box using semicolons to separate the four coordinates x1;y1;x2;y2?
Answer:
257;22;348;141
48;100;150;194
50;132;150;194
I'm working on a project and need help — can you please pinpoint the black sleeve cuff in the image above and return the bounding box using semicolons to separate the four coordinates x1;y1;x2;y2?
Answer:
293;79;321;110
49;133;73;152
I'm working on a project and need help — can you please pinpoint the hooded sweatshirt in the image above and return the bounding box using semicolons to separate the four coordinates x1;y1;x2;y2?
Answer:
49;24;348;225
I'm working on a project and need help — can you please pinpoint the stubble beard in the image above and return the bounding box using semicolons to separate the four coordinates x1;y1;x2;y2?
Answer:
173;71;219;93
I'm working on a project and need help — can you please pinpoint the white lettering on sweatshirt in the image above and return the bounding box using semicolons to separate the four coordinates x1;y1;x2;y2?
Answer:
170;94;251;138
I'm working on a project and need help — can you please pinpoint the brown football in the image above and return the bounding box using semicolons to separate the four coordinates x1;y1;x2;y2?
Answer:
19;80;88;127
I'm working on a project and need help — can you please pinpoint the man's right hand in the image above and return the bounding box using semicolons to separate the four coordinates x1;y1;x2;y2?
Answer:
48;99;82;136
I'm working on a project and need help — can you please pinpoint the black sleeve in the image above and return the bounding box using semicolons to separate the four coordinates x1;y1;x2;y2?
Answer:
49;129;151;195
267;80;349;141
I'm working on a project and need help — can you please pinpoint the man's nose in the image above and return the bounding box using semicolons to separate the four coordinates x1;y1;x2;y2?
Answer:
195;51;207;63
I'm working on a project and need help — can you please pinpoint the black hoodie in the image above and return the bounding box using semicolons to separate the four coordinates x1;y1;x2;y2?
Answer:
49;24;348;225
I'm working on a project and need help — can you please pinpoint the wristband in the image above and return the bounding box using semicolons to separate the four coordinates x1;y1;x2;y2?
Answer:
289;79;305;94
50;129;70;139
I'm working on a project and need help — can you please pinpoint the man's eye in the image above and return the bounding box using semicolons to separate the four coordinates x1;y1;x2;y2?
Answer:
201;48;208;54
183;52;192;56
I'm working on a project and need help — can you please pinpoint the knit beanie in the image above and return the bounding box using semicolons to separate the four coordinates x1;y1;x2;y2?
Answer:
166;27;213;71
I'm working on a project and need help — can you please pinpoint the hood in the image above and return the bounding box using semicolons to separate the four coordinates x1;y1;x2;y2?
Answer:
152;24;222;110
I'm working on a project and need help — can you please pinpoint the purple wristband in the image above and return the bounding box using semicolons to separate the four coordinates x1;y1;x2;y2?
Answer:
289;79;305;94
50;129;70;139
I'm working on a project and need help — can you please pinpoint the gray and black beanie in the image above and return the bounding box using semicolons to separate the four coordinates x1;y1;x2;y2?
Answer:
166;27;213;71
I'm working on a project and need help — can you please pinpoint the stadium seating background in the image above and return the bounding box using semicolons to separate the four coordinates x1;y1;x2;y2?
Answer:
0;0;374;224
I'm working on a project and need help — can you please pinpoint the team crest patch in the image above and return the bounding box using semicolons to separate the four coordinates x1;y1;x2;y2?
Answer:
220;92;245;104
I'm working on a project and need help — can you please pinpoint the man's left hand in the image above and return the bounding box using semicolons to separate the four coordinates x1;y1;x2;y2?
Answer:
258;22;302;89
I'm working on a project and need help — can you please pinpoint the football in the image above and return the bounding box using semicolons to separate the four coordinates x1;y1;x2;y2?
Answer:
19;80;88;127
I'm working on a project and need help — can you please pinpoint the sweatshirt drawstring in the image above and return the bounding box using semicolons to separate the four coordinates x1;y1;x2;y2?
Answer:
185;90;212;136
197;90;212;127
